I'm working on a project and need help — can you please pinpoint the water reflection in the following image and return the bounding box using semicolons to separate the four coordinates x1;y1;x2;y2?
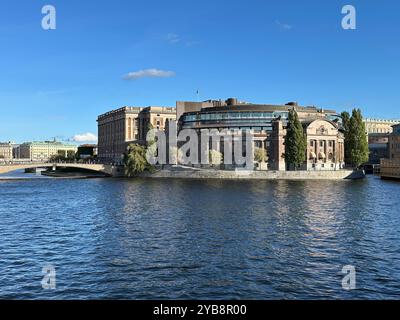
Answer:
1;177;400;299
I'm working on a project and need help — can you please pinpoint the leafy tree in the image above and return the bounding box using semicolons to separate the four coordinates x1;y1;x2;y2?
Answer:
341;111;350;131
347;109;369;167
284;109;307;170
254;147;268;163
146;122;155;144
67;150;76;161
209;149;223;166
341;111;351;164
123;143;155;177
50;154;65;162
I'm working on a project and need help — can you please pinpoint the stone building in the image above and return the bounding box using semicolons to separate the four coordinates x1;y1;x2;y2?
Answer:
178;98;344;170
368;133;390;164
363;118;400;134
0;142;13;161
380;124;400;179
268;119;344;171
389;124;400;160
303;119;345;170
97;106;176;162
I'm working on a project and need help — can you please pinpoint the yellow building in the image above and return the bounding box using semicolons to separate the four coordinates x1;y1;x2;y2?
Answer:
0;142;13;161
381;124;400;179
97;106;176;162
18;141;77;161
363;118;400;134
388;124;400;160
304;119;345;170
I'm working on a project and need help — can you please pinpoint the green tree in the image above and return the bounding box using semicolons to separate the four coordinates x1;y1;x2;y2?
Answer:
284;109;307;170
254;147;268;163
50;154;64;162
341;111;351;164
123;143;155;177
67;150;76;161
209;149;223;166
145;122;154;144
347;109;369;167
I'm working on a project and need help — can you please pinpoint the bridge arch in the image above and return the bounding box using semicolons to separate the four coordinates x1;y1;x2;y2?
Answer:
0;163;117;176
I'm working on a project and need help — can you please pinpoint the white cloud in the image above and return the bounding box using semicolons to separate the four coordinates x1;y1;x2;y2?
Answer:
165;33;180;44
275;20;293;30
122;68;175;80
72;132;97;142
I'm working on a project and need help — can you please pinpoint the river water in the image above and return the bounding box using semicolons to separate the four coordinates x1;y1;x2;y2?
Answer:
1;172;400;299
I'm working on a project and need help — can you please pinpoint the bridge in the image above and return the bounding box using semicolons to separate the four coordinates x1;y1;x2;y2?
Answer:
0;163;122;176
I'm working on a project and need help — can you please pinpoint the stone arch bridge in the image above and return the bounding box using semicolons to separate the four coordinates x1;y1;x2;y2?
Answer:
0;163;122;176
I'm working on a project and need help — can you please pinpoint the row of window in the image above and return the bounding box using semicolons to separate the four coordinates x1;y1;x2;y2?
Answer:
310;140;336;147
183;112;289;122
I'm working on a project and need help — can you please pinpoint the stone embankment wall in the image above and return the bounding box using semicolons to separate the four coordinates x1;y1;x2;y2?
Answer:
139;167;365;180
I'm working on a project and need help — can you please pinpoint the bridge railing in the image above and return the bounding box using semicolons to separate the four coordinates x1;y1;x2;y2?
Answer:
0;160;105;166
0;161;50;166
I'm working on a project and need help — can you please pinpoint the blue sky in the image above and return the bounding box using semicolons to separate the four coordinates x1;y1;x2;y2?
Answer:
1;0;400;143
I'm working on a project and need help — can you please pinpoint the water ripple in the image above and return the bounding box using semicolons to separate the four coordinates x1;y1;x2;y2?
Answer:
1;176;400;299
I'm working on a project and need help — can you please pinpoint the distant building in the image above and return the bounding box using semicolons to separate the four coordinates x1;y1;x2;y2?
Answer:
12;144;21;159
77;144;98;159
380;124;400;179
97;106;176;162
368;133;390;164
178;98;344;170
362;119;399;165
18;140;77;161
363;118;400;134
389;124;400;160
0;142;13;161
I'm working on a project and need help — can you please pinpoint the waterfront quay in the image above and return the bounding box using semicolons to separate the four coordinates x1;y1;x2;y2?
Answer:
140;166;365;180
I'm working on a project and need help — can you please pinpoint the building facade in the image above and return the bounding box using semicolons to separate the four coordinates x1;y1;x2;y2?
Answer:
389;124;400;160
363;119;400;134
178;98;344;170
0;142;13;161
380;124;400;179
97;106;176;162
304;119;345;170
18;141;77;161
368;133;390;164
77;144;98;159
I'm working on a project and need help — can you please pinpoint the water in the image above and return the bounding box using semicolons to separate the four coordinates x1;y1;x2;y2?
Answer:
1;174;400;299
